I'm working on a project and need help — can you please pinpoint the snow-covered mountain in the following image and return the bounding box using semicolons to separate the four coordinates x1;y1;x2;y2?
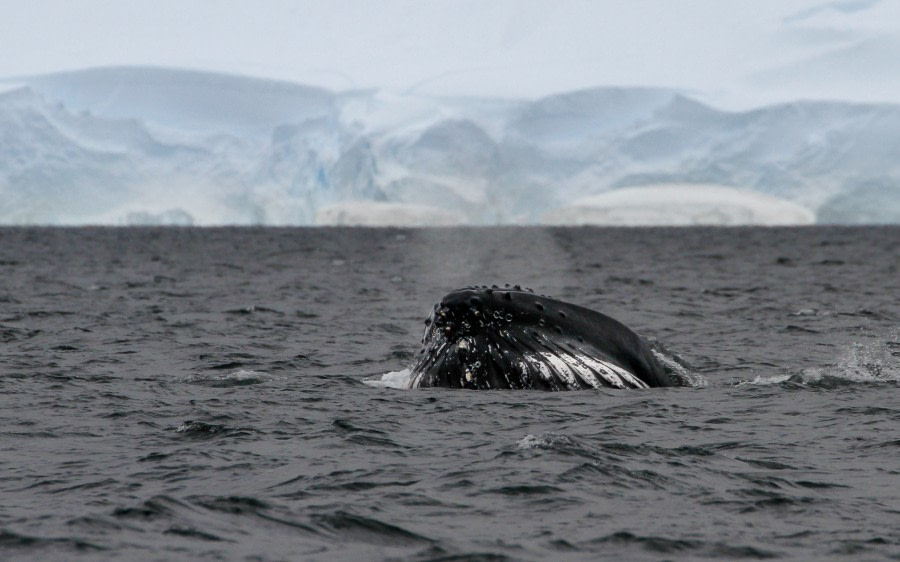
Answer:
1;67;898;225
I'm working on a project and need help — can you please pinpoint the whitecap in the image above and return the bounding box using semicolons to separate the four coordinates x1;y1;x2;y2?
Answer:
735;333;899;387
181;369;278;387
832;337;899;383
517;432;576;450
733;374;793;387
363;369;412;389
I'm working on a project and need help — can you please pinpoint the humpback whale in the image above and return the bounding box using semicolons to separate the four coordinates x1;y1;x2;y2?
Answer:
409;285;671;390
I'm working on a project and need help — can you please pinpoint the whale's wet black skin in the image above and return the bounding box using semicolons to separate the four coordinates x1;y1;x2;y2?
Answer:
409;285;671;390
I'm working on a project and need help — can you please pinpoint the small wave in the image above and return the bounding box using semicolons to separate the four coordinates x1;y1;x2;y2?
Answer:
834;337;899;382
517;432;578;451
113;495;187;520
313;511;434;547
193;495;270;515
587;531;777;559
363;369;412;389
174;420;258;440
176;421;228;436
163;526;226;542
181;370;279;387
0;529;104;552
736;334;899;387
733;374;793;387
485;484;564;496
734;370;869;388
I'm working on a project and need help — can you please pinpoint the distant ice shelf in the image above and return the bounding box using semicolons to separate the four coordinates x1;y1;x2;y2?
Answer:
1;66;899;226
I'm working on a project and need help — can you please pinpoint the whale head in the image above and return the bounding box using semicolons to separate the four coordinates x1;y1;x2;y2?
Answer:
408;285;668;390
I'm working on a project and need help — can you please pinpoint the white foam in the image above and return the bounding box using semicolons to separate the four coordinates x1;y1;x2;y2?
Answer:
736;334;900;386
733;374;794;387
363;369;413;389
517;432;576;450
181;369;278;386
833;338;900;383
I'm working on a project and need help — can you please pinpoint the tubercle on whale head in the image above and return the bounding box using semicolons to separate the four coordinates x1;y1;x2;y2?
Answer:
413;286;514;390
420;285;538;346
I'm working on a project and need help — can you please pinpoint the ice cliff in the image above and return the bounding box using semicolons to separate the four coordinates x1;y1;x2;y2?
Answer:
1;67;898;225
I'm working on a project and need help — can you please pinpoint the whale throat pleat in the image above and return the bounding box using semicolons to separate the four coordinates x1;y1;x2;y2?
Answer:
501;330;649;390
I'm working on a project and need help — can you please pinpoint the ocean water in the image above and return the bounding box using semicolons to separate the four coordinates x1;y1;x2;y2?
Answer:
1;226;898;561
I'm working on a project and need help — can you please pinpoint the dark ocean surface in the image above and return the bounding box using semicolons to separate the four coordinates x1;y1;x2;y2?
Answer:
1;226;898;561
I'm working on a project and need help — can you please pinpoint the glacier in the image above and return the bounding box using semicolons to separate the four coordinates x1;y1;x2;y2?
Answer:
1;66;899;226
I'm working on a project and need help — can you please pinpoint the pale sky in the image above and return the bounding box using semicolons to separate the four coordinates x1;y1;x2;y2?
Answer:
3;0;900;108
